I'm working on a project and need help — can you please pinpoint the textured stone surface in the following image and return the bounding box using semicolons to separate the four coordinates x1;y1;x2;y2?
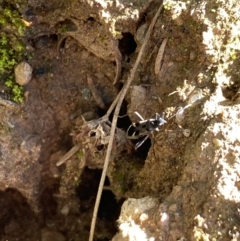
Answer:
14;61;33;86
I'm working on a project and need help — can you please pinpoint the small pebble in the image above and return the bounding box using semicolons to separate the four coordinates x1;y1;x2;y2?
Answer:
140;213;149;222
136;23;148;44
183;129;191;137
81;88;91;101
61;204;70;216
212;138;223;147
14;61;33;86
169;203;177;212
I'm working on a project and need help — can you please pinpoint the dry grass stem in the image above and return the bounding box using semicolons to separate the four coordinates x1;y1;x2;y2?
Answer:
88;3;164;241
56;144;81;166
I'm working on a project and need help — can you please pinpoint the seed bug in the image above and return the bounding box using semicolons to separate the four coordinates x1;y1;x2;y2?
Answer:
127;111;167;149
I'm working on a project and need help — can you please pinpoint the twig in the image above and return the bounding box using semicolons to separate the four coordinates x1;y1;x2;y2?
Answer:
56;144;81;166
56;35;68;57
0;96;18;109
112;39;122;85
154;38;168;75
88;3;164;241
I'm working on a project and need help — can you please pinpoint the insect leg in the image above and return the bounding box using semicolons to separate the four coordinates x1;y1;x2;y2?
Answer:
135;135;149;149
127;124;139;139
127;124;133;137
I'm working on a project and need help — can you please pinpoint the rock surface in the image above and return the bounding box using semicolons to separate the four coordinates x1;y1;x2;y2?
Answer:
1;0;240;240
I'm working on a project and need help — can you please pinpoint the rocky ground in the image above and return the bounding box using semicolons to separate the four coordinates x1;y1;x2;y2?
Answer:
0;0;240;240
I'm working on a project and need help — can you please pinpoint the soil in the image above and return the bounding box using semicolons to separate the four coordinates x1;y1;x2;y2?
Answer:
0;0;240;241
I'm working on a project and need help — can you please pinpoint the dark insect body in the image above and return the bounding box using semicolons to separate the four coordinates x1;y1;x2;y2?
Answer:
127;92;203;149
127;112;167;149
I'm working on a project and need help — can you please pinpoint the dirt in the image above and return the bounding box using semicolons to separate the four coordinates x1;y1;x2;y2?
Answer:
0;0;240;240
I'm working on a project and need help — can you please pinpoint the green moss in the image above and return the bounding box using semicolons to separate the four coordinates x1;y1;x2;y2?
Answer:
76;150;84;159
0;1;27;102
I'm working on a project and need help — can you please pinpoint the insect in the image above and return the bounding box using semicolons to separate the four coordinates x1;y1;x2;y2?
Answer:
127;104;194;149
127;89;204;149
127;111;167;149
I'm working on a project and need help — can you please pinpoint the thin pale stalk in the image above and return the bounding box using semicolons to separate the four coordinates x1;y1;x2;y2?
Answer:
88;3;164;241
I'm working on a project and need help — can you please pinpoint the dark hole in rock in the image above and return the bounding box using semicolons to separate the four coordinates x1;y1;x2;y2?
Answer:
87;17;95;22
116;100;132;130
29;34;58;49
119;32;137;56
25;8;34;17
96;144;104;151
33;66;52;76
55;19;78;32
75;169;122;218
0;188;38;238
76;168;109;204
104;90;132;129
75;168;124;240
58;129;74;151
221;82;240;100
57;35;66;50
98;190;123;221
97;190;125;240
125;122;152;161
134;137;151;161
40;187;58;218
96;106;107;117
96;237;110;241
2;1;20;13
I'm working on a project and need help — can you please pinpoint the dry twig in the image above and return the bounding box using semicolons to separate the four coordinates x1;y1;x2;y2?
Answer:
56;144;81;166
112;39;122;85
154;38;168;75
88;3;164;241
0;96;18;109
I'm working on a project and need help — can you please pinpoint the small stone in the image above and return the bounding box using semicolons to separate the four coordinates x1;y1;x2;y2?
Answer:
136;23;148;44
61;204;70;216
183;129;191;137
140;213;149;222
169;204;177;212
14;61;33;86
212;138;223;147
